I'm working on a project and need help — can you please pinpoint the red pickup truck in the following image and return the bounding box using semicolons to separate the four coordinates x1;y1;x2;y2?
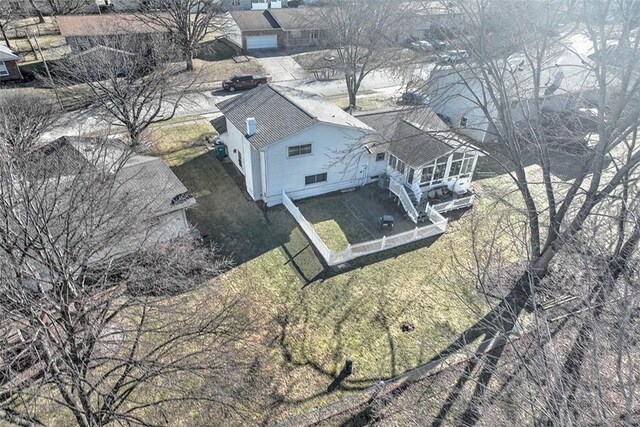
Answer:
222;73;270;92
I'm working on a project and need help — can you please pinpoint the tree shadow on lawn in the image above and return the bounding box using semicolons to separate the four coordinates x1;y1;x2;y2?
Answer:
170;152;325;282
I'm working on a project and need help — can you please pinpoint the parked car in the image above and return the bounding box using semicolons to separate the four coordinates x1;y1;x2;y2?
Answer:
437;50;470;65
431;39;446;50
410;40;433;51
400;90;429;105
222;74;270;92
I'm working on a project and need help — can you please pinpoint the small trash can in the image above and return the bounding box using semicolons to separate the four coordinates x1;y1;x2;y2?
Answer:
214;143;228;160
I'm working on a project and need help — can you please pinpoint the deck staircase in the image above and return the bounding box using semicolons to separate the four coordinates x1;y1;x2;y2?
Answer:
405;186;430;222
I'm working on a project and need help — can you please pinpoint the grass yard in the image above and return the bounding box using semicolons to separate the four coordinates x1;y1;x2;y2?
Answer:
149;123;526;424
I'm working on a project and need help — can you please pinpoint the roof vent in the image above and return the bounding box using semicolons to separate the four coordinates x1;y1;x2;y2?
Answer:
246;117;257;136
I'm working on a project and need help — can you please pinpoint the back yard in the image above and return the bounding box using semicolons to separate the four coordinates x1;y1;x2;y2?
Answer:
149;120;519;424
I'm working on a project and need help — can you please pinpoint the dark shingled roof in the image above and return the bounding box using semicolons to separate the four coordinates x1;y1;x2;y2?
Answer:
216;84;371;149
38;137;195;217
56;14;167;37
267;8;324;31
230;10;280;31
356;108;462;168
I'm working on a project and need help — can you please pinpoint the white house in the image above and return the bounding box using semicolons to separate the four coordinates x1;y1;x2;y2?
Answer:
215;84;385;207
425;33;604;143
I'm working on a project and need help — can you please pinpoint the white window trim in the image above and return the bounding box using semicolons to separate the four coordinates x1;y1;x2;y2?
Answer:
287;143;313;158
0;62;8;77
304;171;328;186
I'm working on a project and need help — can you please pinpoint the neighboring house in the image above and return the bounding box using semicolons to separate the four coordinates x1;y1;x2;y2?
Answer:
356;108;483;216
396;0;463;43
425;33;603;143
0;43;22;82
56;14;168;53
215;84;383;206
36;137;196;252
228;7;324;50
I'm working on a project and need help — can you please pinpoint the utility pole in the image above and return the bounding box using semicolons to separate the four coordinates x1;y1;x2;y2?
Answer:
32;31;63;108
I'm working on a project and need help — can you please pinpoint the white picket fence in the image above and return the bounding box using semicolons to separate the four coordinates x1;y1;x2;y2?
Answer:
282;191;448;266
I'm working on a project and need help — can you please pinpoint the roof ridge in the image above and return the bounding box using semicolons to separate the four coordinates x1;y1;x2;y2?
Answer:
268;84;317;122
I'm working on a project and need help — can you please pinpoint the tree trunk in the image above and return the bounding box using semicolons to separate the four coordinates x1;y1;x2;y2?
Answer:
186;53;194;72
0;24;11;50
28;0;45;24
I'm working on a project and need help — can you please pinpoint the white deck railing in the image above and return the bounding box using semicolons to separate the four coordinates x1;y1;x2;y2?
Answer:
282;191;448;266
431;194;475;213
389;177;419;223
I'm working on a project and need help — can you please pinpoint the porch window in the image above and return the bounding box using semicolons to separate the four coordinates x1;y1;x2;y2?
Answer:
305;172;327;185
397;159;406;174
432;158;448;183
388;154;397;169
376;152;385;161
407;167;415;184
421;164;434;183
288;144;312;157
449;152;475;178
0;62;8;77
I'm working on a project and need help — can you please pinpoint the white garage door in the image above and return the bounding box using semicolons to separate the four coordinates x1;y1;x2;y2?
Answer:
246;35;278;50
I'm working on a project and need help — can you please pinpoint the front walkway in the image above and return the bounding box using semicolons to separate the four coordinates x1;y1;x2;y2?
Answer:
252;50;308;81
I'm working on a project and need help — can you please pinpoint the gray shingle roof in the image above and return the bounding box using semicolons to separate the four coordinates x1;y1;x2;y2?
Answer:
267;8;324;31
356;108;463;168
216;84;372;149
230;10;280;31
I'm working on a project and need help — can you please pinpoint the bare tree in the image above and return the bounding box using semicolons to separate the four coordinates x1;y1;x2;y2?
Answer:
54;35;197;147
45;0;94;15
356;0;640;424
139;0;229;72
0;117;246;425
313;0;406;109
0;2;15;49
0;92;61;156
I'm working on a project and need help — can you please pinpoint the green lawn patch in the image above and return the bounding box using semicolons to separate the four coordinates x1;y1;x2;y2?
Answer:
149;119;213;167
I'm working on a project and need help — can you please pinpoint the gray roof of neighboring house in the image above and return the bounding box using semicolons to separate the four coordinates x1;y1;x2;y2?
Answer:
0;44;19;61
56;14;167;37
39;137;195;217
356;108;468;168
267;8;324;31
216;84;372;149
229;10;280;31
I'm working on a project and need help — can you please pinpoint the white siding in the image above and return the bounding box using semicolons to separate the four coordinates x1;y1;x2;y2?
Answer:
427;70;496;143
262;123;373;206
225;120;247;174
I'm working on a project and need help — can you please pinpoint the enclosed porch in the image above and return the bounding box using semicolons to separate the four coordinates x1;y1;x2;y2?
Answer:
385;148;482;220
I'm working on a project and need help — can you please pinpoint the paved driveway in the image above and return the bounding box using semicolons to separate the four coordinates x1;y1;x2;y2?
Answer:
252;50;307;82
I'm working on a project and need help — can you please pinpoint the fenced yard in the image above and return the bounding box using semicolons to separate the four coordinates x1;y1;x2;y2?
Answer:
142;122;528;425
283;185;448;266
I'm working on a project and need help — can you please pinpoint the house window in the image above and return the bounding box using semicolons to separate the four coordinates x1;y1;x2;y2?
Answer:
0;62;8;77
449;152;475;178
421;165;434;183
288;144;312;157
407;167;415;185
305;172;327;185
232;0;240;5
459;116;468;127
238;151;242;167
397;159;406;174
432;157;448;183
376;152;385;162
310;30;320;40
388;154;397;169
